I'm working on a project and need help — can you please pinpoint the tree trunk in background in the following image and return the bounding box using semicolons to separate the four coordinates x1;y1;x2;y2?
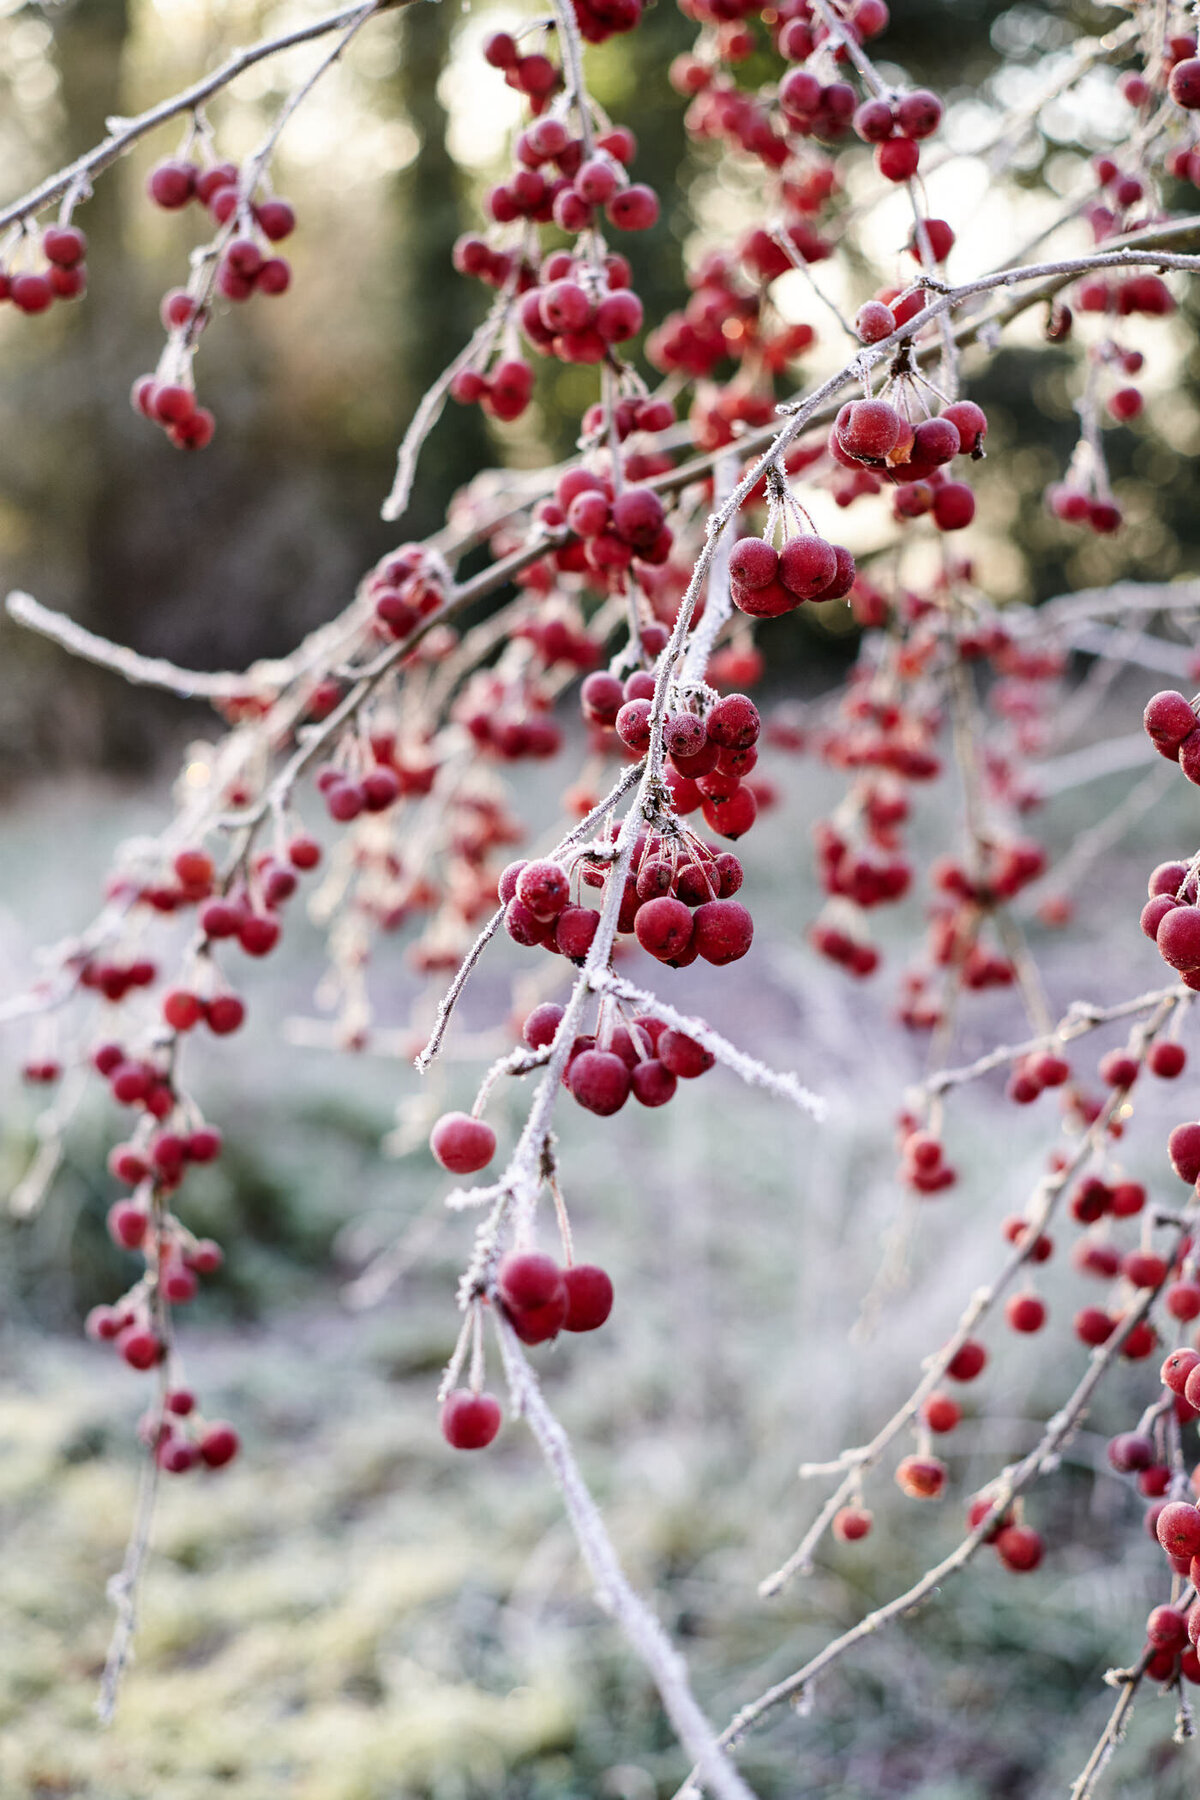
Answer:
43;0;175;768
386;0;491;541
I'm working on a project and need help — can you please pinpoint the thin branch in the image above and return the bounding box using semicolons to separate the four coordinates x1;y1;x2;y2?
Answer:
381;296;514;524
496;1318;758;1800
590;970;826;1120
6;591;245;699
920;982;1182;1098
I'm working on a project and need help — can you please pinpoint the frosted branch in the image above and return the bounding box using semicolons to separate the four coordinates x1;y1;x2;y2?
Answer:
497;1318;758;1800
589;970;826;1121
6;591;244;699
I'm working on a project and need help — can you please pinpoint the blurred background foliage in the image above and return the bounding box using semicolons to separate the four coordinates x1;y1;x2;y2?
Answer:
3;1;1200;1795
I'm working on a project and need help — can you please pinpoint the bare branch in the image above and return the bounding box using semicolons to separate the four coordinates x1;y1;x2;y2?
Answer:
590;969;826;1120
496;1318;758;1800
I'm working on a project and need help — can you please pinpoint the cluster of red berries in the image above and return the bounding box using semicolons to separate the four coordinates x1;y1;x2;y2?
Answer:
729;528;856;617
478;60;656;240
87;1221;222;1354
139;1403;241;1476
499;833;753;972
0;223;88;314
965;1495;1045;1573
545;470;673;579
131;159;295;447
515;252;645;367
830;397;985;532
849;86;943;182
147;154;295;264
833;1361;1042;1570
649;247;820;384
130;373;215;450
898;1125;957;1195
440;1250;616;1450
815;818;910;907
364;542;447;642
454;670;564;763
561;1011;719;1117
617;689;762;838
75;954;158;1005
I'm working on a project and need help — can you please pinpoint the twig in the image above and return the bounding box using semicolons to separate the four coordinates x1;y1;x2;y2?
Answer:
496;1318;758;1800
6;591;244;699
589;970;826;1119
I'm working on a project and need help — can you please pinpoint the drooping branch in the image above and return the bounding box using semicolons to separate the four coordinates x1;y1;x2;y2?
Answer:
496;1318;759;1800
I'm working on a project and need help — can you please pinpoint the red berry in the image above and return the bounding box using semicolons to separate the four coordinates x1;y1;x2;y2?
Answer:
946;1340;987;1381
832;1506;873;1541
635;896;695;962
1147;1605;1191;1652
206;995;246;1035
1107;1431;1155;1471
922;1391;961;1434
877;137;921;181
118;1325;163;1370
441;1390;503;1449
658;1030;714;1079
706;694;760;750
430;1112;496;1174
562;1263;614;1331
1144;690;1198;758
729;537;779;590
11;273;53;314
1170;57;1200;108
523;1002;565;1050
1157;905;1200;970
199;1422;241;1467
568;1049;631;1115
942;400;988;455
148;159;196;208
778;535;837;600
1005;1292;1046;1333
257;199;296;241
1157;1501;1200;1558
995;1524;1043;1572
163;988;204;1031
895;88;943;138
516;860;571;920
1150;1042;1187;1078
43;225;87;267
932;482;975;531
631;1059;677;1106
581;671;624;725
895;1454;946;1499
1162;1349;1200;1395
856;300;896;344
497;1251;568;1343
692;898;753;965
837;398;903;461
606;184;659;231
